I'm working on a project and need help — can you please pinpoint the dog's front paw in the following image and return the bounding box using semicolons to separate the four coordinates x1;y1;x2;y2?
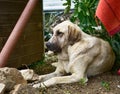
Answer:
33;83;41;88
38;75;47;81
33;83;46;88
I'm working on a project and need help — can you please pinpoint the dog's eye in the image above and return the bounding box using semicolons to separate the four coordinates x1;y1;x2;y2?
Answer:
56;30;64;37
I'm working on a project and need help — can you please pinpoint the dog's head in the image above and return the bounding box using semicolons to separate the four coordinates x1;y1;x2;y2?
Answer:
46;20;81;53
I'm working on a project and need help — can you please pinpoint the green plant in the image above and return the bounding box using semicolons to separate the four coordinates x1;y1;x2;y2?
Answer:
44;13;56;41
101;81;110;91
63;0;99;32
63;90;71;94
79;78;86;85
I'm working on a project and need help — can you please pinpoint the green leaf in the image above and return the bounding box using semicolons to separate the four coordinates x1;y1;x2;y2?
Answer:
63;3;68;6
78;6;81;12
64;6;70;14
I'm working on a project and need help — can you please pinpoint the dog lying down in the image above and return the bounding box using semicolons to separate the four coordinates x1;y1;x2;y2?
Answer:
33;20;115;88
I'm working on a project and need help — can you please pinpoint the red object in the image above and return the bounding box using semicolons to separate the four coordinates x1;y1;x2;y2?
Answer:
96;0;120;35
0;0;38;67
118;69;120;75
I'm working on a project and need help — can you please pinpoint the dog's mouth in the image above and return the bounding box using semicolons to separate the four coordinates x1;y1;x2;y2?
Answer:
46;42;62;53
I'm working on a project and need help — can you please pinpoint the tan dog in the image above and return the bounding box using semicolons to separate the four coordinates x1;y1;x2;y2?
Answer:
33;20;115;88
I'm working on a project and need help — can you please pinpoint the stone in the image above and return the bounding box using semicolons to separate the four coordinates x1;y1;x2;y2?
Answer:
0;83;5;94
20;69;34;80
10;84;39;94
19;69;39;81
0;67;27;91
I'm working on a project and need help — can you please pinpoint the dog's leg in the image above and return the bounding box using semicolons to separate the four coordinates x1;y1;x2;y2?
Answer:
33;73;87;88
33;59;90;88
38;64;65;82
38;72;61;82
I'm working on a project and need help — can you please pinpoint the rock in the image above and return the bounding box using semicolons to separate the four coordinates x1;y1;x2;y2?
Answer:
51;62;58;67
10;84;39;94
0;83;5;94
117;85;120;88
0;67;27;91
44;51;58;63
19;69;39;81
46;51;54;56
20;69;34;80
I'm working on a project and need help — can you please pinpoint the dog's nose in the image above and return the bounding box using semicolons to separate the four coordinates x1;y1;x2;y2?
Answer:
46;42;61;53
46;42;51;49
46;42;54;51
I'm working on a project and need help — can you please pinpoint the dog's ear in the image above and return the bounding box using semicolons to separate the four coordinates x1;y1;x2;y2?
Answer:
68;25;81;45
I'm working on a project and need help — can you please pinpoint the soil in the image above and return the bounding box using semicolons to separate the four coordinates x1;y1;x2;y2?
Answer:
33;65;120;94
38;72;120;94
31;55;120;94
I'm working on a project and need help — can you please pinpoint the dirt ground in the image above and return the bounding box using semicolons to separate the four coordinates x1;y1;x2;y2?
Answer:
33;62;120;94
39;72;120;94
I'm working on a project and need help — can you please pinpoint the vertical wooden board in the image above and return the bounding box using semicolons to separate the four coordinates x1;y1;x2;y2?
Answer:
0;0;44;68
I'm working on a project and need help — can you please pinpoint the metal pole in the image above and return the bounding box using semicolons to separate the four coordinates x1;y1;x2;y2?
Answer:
0;0;39;67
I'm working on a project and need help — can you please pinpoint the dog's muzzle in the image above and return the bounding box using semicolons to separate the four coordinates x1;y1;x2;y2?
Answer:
46;42;61;53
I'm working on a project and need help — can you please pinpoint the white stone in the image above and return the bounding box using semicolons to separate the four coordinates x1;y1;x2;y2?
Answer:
20;69;34;80
0;83;5;94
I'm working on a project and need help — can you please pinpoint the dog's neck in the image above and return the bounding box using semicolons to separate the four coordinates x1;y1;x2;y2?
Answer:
57;46;69;61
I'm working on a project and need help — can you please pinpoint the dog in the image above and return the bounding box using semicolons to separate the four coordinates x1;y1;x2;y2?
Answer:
33;20;115;88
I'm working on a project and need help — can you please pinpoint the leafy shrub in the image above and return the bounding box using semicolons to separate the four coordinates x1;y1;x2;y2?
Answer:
44;13;56;41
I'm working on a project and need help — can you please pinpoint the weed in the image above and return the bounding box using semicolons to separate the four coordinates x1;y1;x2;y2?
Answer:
63;90;71;94
79;78;86;86
101;81;110;91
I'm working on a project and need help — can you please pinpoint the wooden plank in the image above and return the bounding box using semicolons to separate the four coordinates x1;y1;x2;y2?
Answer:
0;0;44;67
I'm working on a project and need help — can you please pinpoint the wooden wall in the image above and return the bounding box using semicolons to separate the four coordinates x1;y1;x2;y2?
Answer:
0;0;44;67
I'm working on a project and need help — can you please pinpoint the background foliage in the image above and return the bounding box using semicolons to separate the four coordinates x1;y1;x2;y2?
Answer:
63;0;120;70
